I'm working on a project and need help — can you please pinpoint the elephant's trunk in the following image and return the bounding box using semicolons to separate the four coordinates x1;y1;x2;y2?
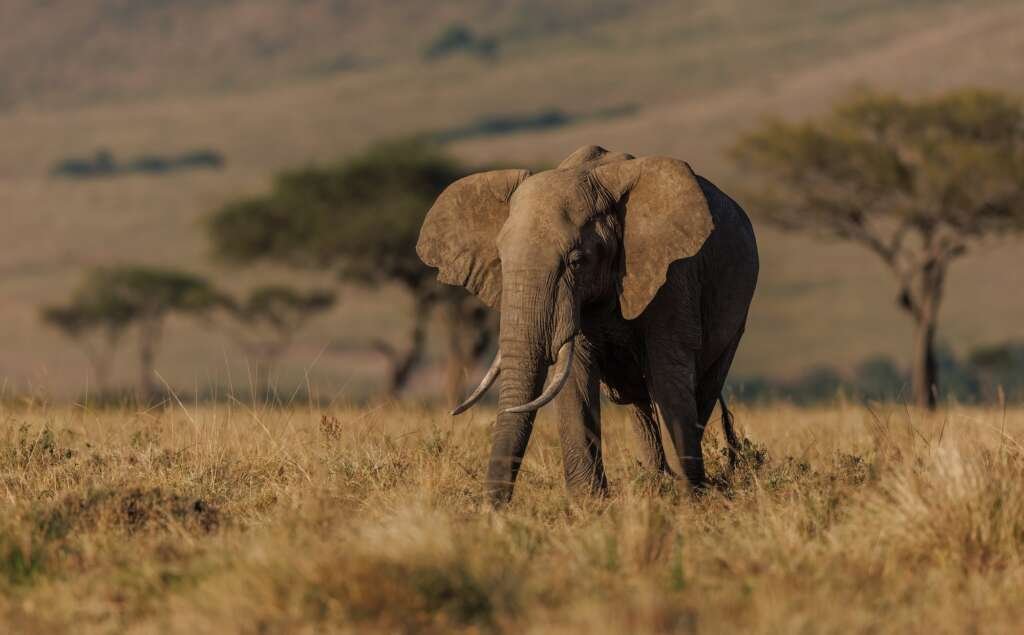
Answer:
449;337;573;417
502;339;574;414
485;350;546;505
484;273;563;506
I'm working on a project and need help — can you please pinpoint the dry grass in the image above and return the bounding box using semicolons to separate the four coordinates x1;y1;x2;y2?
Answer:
2;400;1023;632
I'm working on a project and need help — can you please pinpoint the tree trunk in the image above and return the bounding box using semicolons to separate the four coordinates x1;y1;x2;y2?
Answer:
137;317;163;403
76;329;122;397
91;352;113;395
911;312;938;410
899;258;946;411
80;340;112;396
378;291;433;398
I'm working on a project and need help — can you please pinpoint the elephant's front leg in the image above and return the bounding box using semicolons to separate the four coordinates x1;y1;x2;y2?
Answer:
647;345;706;488
554;336;608;499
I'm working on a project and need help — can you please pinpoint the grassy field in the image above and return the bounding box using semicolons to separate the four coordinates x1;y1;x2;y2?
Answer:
2;401;1023;632
4;5;1023;629
2;0;1023;399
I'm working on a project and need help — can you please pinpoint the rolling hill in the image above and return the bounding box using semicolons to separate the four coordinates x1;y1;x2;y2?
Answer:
1;0;1022;399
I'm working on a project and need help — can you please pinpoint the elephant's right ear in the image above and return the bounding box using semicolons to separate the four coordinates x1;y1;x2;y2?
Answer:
416;169;530;307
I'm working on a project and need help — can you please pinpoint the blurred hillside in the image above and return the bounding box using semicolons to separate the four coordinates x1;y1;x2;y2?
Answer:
1;0;1023;399
4;1;1021;111
0;0;648;109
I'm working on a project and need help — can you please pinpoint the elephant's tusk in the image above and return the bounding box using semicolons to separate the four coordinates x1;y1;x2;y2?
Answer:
502;339;575;414
450;350;502;415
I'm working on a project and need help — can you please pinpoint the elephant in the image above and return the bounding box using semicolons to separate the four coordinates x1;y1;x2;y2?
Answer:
417;145;758;506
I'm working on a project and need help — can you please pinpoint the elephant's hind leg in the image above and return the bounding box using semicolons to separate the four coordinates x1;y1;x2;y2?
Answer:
696;333;744;469
554;336;608;499
630;401;671;475
646;345;706;489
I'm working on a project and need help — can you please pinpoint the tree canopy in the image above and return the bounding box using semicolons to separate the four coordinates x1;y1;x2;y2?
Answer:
734;88;1024;407
82;267;228;319
51;266;228;399
229;286;336;330
208;139;465;288
206;139;493;400
41;287;136;392
735;89;1024;269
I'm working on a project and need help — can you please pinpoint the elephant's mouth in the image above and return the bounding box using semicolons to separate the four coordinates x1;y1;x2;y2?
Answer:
450;338;575;415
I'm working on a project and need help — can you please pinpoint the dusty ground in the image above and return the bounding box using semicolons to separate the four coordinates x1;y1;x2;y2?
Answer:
1;401;1023;633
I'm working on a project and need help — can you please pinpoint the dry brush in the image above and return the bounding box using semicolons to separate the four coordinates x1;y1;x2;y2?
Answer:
0;402;1022;632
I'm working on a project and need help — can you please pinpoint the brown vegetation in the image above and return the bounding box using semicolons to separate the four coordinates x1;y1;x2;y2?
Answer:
1;402;1023;632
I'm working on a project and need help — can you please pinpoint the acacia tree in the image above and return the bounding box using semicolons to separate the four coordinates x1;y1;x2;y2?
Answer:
734;89;1024;408
83;267;228;400
41;296;133;393
207;139;494;401
42;267;227;399
224;286;336;399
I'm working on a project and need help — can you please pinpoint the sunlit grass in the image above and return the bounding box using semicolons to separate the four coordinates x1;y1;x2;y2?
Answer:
0;401;1022;632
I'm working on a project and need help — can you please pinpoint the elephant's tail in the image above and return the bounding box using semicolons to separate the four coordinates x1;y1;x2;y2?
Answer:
719;395;740;469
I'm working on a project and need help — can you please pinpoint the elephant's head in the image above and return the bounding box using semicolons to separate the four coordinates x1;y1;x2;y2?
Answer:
416;145;713;502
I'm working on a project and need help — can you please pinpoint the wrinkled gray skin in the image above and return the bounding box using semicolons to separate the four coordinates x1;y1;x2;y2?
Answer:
417;146;758;506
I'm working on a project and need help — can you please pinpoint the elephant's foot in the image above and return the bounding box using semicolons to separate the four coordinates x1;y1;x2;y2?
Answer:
484;478;515;509
676;445;708;492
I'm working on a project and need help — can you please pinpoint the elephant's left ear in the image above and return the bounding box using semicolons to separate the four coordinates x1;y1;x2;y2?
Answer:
592;157;713;320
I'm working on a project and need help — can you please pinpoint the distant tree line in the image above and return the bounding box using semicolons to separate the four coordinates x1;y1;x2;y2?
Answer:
42;267;334;403
51;148;224;179
39;89;1024;409
732;343;1024;405
42;139;499;405
422;23;498;61
430;104;637;143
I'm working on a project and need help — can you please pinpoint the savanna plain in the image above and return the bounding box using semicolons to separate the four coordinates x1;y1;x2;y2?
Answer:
2;400;1023;633
4;3;1024;632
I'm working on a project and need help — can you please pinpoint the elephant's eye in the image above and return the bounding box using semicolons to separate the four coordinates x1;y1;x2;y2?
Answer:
567;250;586;269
